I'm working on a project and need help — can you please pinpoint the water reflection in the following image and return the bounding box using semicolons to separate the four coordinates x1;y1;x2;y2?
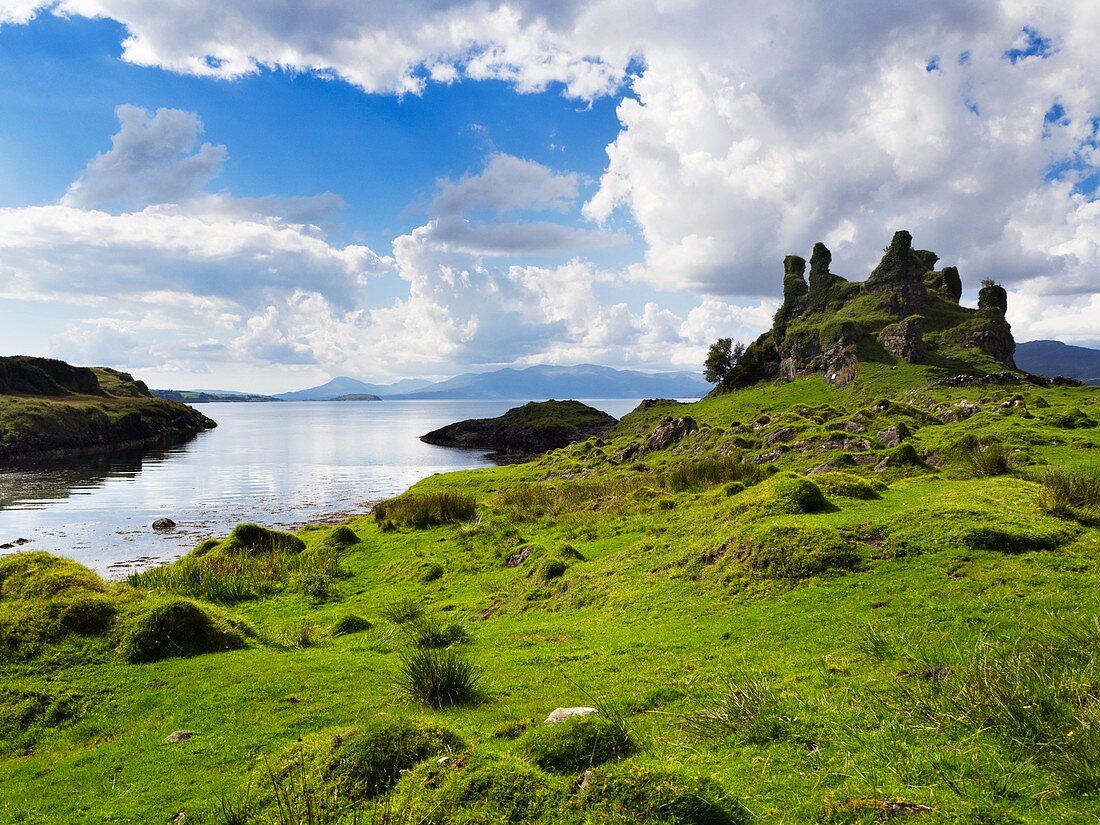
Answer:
0;399;643;576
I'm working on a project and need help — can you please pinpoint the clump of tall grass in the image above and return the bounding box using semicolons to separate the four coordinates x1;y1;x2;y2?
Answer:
404;615;470;649
373;491;476;529
662;456;763;492
685;672;794;744
966;442;1016;477
397;647;481;708
129;539;346;604
1033;465;1100;525
381;598;423;624
495;475;650;520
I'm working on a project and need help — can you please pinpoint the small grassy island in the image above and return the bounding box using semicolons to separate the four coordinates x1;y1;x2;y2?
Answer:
421;399;619;456
0;356;216;461
2;234;1099;823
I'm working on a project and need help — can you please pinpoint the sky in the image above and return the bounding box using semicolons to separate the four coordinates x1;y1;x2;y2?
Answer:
0;2;1098;393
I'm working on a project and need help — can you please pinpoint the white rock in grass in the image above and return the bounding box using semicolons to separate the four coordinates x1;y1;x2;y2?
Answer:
544;707;597;725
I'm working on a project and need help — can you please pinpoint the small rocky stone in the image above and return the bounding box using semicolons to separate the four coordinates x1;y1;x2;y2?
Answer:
163;730;194;743
617;442;646;462
14;538;30;545
505;547;531;568
152;518;177;531
544;707;597;725
753;449;783;464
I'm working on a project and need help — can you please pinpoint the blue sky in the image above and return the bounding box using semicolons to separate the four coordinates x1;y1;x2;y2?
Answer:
0;2;1098;392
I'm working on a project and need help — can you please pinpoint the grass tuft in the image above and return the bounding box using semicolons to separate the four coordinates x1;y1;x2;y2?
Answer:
1033;464;1100;525
397;647;481;708
373;491;476;529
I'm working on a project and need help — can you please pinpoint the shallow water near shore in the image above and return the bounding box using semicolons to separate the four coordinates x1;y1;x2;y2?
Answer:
0;398;643;576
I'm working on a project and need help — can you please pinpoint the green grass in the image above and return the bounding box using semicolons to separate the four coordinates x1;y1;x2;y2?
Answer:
2;367;1100;822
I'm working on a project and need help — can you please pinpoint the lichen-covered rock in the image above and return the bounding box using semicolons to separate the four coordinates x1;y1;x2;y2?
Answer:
879;316;926;363
646;417;698;451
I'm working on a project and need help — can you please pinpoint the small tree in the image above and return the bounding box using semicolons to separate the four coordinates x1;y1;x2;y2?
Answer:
704;338;745;385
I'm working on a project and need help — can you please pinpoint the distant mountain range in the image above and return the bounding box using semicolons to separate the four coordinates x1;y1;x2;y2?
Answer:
1015;340;1100;385
266;364;709;402
386;364;708;400
272;376;432;401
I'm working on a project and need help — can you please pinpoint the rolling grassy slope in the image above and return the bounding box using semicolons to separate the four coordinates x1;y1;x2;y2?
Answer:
1;364;1098;823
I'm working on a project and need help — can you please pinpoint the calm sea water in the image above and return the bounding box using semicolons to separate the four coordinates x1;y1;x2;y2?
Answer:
0;399;643;577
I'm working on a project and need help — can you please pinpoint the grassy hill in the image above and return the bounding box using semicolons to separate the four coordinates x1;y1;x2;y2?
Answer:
0;357;216;460
2;357;1098;823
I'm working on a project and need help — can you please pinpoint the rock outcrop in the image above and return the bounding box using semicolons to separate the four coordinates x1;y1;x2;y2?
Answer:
420;399;617;456
715;230;1019;392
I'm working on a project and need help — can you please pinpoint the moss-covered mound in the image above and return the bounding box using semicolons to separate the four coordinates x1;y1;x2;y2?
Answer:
116;599;250;663
218;523;306;555
520;714;634;773
325;717;464;798
580;761;749;825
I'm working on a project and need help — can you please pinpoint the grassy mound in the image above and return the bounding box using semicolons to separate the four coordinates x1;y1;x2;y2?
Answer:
331;613;372;636
521;713;634;773
729;473;832;520
735;523;859;578
219;523;306;555
116;599;250;663
324;525;360;549
325;717;464;798
580;761;748;825
0;551;111;600
811;471;883;500
402;751;561;823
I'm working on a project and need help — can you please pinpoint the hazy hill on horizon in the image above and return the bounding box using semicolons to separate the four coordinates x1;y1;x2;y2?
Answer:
275;364;709;401
1015;340;1100;385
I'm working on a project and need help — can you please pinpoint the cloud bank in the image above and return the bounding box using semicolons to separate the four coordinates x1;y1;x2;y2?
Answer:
2;1;1099;383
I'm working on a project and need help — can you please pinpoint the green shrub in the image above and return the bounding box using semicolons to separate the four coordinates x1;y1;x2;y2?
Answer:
220;523;306;556
966;442;1016;477
663;457;763;492
1034;465;1100;525
521;714;633;773
331;614;372;636
737;523;859;578
326;717;463;798
397;647;480;708
117;599;249;663
373;492;476;528
580;761;748;824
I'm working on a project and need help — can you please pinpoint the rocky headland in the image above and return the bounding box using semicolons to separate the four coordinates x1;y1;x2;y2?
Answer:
0;356;216;461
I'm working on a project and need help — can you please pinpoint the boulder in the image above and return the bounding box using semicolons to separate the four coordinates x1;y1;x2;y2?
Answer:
163;730;194;743
152;518;177;532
